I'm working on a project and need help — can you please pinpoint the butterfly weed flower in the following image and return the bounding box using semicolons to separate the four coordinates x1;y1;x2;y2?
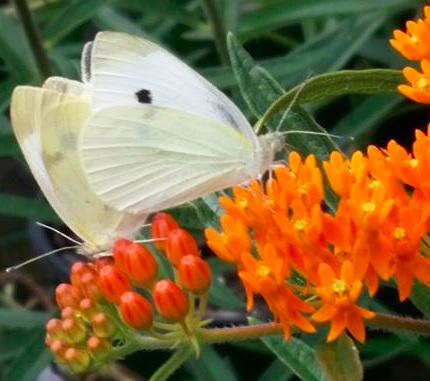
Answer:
390;6;430;61
47;216;214;373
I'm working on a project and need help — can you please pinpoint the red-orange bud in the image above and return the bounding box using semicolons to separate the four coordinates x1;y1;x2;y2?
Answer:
92;312;115;338
97;265;131;303
49;339;69;361
79;298;99;322
70;262;95;289
118;243;158;288
46;318;65;340
80;271;102;300
151;213;179;252
119;291;153;330
55;283;82;309
153;280;189;322
166;228;199;267
87;336;111;360
178;255;212;295
61;317;87;344
112;238;133;273
64;347;91;373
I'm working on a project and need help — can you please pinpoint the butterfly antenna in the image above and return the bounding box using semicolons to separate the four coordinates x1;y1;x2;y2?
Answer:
274;75;311;133
5;245;79;272
35;222;81;245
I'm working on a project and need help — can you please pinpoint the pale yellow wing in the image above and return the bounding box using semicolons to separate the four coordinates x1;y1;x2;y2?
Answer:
10;85;147;254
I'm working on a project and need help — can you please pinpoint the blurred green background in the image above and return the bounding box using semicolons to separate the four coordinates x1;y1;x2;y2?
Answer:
0;0;429;380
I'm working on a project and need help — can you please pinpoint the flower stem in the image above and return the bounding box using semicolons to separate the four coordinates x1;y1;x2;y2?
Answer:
196;322;284;343
201;0;229;66
13;0;51;79
367;312;430;336
148;345;193;381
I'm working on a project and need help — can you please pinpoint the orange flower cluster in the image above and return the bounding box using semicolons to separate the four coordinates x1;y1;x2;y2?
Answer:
206;131;430;341
390;6;430;103
46;213;211;372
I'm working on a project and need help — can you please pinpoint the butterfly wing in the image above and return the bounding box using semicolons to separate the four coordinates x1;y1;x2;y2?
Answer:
10;85;147;253
79;104;261;213
83;31;259;145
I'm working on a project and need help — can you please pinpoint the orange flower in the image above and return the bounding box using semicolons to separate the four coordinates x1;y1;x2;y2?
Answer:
205;214;251;263
238;244;315;339
398;60;430;104
390;16;430;61
312;261;375;343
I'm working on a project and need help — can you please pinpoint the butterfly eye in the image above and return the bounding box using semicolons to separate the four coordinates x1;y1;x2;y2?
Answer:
135;89;152;104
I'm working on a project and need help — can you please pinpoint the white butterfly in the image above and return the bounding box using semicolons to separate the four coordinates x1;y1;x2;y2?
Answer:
10;31;280;255
78;31;281;213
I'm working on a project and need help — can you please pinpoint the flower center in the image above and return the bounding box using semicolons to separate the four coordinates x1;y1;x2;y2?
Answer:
332;279;347;295
393;227;406;240
256;265;271;278
294;219;308;232
362;202;376;213
417;76;430;90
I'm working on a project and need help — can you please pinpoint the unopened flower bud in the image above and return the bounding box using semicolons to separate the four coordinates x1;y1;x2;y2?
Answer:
153;280;189;322
97;265;131;303
62;317;87;344
118;243;158;288
70;262;95;288
119;291;153;330
112;238;132;274
87;336;111;360
46;318;65;340
61;307;75;319
80;271;102;300
49;339;69;362
55;283;82;309
64;347;91;373
92;312;115;338
151;213;179;252
178;255;212;295
79;298;99;322
166;228;199;267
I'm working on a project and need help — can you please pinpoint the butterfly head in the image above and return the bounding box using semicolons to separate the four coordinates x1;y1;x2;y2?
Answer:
256;132;284;175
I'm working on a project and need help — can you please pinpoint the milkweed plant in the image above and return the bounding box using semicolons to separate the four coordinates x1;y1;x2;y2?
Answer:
5;2;430;381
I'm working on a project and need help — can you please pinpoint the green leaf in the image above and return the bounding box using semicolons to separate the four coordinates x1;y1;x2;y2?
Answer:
0;308;50;329
0;194;59;222
257;69;403;129
0;133;22;158
258;359;294;381
332;94;402;140
0;13;37;79
185;345;238;381
409;280;430;319
252;318;327;381
43;0;116;45
239;0;416;40
4;328;52;381
206;13;388;91
94;6;153;37
0;331;38;361
227;33;284;120
315;334;363;381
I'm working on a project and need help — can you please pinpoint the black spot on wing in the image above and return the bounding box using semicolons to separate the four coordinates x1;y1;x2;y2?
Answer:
135;89;152;104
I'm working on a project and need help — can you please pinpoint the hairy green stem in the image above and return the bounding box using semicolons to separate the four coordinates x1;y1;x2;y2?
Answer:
201;0;229;66
197;321;284;343
367;312;430;336
13;0;51;79
148;345;193;381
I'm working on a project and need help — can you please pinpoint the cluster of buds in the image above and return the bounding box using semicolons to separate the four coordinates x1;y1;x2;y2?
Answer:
45;213;212;372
